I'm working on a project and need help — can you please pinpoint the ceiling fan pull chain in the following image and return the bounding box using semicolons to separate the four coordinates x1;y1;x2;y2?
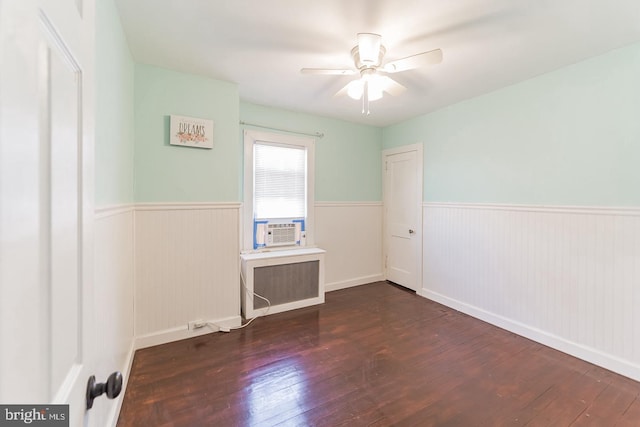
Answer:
364;80;370;115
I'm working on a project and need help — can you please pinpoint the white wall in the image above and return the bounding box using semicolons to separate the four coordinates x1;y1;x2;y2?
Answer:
93;207;135;424
134;204;242;347
130;202;384;345
316;202;384;291
421;203;640;380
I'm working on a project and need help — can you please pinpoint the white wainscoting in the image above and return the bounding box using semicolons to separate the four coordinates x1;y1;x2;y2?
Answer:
94;205;135;427
315;202;384;291
421;202;640;381
134;203;242;347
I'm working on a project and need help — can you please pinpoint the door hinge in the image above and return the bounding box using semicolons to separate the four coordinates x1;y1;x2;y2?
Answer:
384;255;388;269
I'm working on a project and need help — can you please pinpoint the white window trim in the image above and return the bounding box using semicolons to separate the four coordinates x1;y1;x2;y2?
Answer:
243;129;315;252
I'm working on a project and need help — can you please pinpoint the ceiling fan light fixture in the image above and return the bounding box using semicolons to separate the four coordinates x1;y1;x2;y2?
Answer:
346;77;383;101
357;33;382;65
362;71;384;100
346;79;364;100
302;32;441;114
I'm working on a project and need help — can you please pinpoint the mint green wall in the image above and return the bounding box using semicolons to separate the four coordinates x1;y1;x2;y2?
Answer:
134;65;240;202
95;0;135;206
240;102;382;201
383;42;640;206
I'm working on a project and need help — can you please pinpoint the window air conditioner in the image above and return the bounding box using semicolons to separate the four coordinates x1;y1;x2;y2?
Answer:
265;223;297;247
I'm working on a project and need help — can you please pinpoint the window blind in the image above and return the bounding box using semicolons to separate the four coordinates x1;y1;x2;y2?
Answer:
254;142;306;219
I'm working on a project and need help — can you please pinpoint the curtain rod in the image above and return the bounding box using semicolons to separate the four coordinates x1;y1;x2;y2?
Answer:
239;121;324;138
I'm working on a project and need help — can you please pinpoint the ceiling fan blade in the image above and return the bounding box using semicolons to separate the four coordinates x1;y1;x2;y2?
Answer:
381;76;406;96
301;68;356;75
382;48;443;73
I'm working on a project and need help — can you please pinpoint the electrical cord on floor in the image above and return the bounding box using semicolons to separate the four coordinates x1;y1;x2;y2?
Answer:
234;275;271;329
207;270;271;333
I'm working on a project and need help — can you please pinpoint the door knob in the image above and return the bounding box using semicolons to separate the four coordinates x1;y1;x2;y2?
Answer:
86;371;123;409
409;229;415;234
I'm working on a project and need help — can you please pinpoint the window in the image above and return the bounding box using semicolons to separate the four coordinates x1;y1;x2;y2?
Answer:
254;143;306;219
243;130;315;251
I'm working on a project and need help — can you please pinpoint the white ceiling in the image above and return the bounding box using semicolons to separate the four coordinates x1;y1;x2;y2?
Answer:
115;0;640;127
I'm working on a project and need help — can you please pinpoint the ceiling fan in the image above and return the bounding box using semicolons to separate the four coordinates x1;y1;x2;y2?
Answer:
301;33;443;114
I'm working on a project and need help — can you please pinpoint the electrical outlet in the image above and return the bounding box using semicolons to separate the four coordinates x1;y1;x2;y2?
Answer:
188;320;207;330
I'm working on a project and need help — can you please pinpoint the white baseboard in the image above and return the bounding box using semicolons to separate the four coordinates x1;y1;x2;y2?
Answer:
134;316;242;350
325;274;384;292
418;288;640;382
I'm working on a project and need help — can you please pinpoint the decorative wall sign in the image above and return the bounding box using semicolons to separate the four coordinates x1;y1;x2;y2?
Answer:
170;115;214;149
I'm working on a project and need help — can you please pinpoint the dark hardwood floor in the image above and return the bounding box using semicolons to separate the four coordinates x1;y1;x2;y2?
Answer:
117;282;640;426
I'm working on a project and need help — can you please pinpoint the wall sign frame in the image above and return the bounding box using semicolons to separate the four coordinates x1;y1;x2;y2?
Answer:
170;115;214;149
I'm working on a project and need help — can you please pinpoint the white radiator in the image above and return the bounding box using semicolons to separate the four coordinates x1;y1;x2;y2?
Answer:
240;248;325;318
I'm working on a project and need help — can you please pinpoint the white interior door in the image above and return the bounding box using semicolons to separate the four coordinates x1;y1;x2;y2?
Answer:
0;0;96;425
383;145;423;291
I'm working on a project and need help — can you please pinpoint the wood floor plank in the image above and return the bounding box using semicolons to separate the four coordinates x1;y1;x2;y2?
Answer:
117;282;640;426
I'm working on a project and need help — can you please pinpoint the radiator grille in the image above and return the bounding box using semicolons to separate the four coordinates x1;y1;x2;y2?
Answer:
253;260;319;308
